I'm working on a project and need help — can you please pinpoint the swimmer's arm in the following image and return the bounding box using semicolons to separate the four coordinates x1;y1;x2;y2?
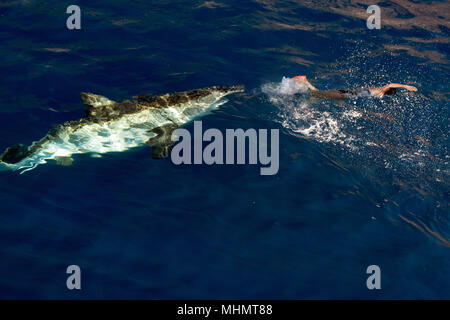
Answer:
369;83;418;97
304;80;319;92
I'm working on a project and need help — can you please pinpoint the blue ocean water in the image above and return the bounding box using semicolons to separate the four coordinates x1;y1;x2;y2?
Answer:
0;0;448;299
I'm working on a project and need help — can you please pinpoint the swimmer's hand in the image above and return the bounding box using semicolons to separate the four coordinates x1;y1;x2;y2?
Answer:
370;83;418;97
404;85;418;92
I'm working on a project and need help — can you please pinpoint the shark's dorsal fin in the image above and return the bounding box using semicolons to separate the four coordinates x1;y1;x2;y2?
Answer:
145;123;178;159
80;92;116;108
132;93;152;102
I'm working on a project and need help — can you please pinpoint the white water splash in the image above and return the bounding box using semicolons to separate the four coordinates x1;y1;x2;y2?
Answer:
261;77;309;96
262;78;360;150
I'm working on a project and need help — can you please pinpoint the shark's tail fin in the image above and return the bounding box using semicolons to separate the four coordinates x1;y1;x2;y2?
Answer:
0;144;29;164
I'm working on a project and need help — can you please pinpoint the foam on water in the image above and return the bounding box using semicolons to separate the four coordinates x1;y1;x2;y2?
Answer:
262;77;360;150
261;76;309;96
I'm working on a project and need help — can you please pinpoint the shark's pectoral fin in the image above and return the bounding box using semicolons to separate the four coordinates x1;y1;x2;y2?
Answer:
145;124;178;159
80;92;116;108
150;145;172;159
55;156;73;166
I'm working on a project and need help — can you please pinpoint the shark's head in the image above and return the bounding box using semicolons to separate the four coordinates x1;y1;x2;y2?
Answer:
213;85;245;94
185;85;244;105
169;85;244;119
207;85;245;102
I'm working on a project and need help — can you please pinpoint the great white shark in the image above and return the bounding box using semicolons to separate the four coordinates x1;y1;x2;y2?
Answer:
0;85;244;173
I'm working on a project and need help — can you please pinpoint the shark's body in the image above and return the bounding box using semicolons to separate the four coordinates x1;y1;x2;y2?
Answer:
0;85;244;173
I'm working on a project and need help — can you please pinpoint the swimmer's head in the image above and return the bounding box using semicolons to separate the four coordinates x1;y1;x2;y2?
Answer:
384;88;397;96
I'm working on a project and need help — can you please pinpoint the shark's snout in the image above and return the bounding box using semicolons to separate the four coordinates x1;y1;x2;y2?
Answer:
229;85;245;92
231;85;245;93
212;85;245;94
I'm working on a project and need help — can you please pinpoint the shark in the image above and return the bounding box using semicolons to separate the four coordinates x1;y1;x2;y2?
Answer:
0;85;244;173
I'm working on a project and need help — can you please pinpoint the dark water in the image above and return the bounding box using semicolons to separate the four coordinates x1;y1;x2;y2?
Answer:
0;0;448;299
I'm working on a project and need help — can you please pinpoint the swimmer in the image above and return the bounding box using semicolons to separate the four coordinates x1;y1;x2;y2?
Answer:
292;75;418;99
